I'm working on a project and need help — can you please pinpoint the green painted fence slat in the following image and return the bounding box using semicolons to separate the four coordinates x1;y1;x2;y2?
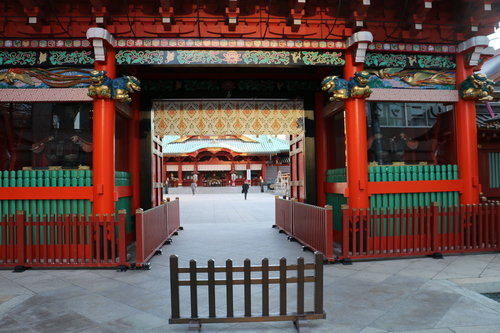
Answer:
0;168;96;218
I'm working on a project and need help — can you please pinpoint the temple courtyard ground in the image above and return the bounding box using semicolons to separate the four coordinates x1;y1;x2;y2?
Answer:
2;187;500;332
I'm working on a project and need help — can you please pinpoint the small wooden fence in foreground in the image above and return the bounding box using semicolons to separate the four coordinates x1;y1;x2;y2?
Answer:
0;210;127;268
135;198;181;268
275;197;334;262
169;252;325;332
340;202;500;260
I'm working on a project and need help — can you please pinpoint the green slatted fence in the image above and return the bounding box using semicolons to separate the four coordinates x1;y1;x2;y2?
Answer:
0;169;92;221
0;170;133;246
115;171;133;233
0;169;92;247
369;164;459;209
325;168;347;233
368;164;459;237
490;152;500;189
326;165;460;237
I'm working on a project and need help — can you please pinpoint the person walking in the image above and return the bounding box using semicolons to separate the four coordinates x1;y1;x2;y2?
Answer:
242;181;250;200
191;181;197;195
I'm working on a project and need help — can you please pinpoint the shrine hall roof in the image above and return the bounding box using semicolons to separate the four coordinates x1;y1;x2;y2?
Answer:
162;135;289;155
477;102;500;130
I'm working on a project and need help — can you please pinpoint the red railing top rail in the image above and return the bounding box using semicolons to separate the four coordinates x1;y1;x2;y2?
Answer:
341;201;500;211
135;197;180;214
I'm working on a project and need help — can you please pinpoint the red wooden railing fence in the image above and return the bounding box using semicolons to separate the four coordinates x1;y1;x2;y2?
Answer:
0;210;127;268
166;199;180;239
340;202;500;260
274;197;334;262
135;198;181;267
293;201;334;262
275;196;294;235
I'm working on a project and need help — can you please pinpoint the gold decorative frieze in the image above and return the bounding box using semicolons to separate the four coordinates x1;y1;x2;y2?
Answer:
153;99;304;137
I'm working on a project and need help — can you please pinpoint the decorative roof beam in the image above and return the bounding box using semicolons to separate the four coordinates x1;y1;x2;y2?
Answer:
415;0;433;18
349;0;370;31
160;0;175;30
183;3;195;14
346;31;373;64
228;0;239;12
289;0;305;33
226;0;240;31
90;0;109;26
409;16;423;37
476;46;496;71
91;7;109;27
19;0;44;32
87;27;115;62
409;0;432;36
288;6;305;32
458;36;490;67
350;11;366;30
353;0;371;15
294;0;306;12
468;16;479;35
483;0;493;11
465;1;496;22
90;0;106;10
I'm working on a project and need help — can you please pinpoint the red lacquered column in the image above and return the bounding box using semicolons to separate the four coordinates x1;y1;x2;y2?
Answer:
454;37;490;205
343;35;371;209
88;28;117;215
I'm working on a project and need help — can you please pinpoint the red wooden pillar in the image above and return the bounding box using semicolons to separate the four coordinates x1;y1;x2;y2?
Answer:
297;139;305;201
193;164;199;186
87;28;116;216
177;164;183;186
343;32;372;210
246;162;251;182
314;92;327;207
455;37;490;205
130;94;141;212
290;136;298;198
230;162;236;186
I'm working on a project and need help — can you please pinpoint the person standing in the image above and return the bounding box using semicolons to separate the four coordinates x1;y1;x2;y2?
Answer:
191;181;197;195
242;181;250;200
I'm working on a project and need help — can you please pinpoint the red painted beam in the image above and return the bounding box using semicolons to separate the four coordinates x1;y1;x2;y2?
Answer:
324;182;348;196
324;180;463;196
115;186;133;198
367;180;463;195
2;0;495;42
0;187;93;200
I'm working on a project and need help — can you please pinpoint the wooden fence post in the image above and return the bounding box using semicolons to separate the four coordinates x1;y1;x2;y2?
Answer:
189;259;198;319
279;257;287;316
341;204;350;258
262;258;269;317
431;202;440;252
314;252;324;315
226;259;234;318
244;258;251;317
297;257;305;314
16;210;26;265
135;208;144;264
169;255;180;319
208;259;216;318
118;209;127;264
324;205;333;260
